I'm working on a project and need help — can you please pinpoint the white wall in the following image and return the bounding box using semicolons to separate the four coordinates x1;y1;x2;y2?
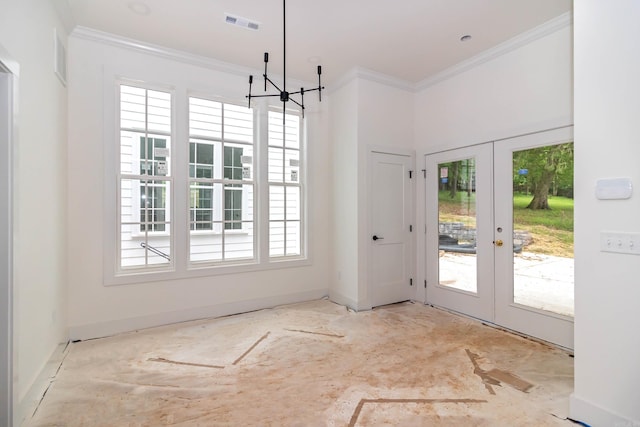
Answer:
570;1;640;425
0;0;69;423
329;79;360;308
329;74;415;309
358;79;415;150
66;33;331;340
415;25;573;152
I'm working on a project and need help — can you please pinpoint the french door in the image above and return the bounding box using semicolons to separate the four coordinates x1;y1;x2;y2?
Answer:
425;127;574;349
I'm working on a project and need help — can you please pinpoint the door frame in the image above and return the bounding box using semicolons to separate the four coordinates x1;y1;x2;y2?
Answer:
418;126;574;349
367;146;416;308
0;44;19;427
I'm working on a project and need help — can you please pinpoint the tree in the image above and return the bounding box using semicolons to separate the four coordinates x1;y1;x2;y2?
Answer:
513;143;573;210
448;161;459;199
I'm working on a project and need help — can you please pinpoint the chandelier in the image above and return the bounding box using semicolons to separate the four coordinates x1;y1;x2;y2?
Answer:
246;0;324;118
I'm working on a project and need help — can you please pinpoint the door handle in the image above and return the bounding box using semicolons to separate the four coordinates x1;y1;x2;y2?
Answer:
372;235;384;241
494;239;504;247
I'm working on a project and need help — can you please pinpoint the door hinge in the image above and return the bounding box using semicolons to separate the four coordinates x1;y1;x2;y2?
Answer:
410;278;413;286
424;280;427;288
409;225;413;232
422;169;426;178
409;170;413;179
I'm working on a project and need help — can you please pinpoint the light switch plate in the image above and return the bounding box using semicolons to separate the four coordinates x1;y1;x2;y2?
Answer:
600;231;640;255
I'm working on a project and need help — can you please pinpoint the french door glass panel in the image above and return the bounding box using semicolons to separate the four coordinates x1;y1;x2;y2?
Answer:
511;143;574;317
425;144;493;321
494;126;574;349
438;158;478;293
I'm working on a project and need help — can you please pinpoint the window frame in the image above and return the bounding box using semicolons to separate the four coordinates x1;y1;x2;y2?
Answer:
116;82;175;274
267;108;306;260
187;96;257;265
105;78;310;286
223;145;244;231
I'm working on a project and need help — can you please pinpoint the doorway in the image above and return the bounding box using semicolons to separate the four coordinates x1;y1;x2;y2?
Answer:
425;127;574;349
369;150;414;307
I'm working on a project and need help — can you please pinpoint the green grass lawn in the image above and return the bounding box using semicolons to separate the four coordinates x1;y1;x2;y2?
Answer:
438;191;574;257
513;193;573;232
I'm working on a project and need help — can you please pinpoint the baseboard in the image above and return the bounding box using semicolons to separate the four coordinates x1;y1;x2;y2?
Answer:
569;393;639;427
68;289;328;341
15;341;69;426
328;291;359;312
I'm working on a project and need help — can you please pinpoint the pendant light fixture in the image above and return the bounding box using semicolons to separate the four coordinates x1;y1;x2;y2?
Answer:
246;0;324;118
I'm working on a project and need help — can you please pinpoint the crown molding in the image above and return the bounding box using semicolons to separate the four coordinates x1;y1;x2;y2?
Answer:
416;11;573;91
69;26;317;89
330;67;415;94
70;26;256;78
331;11;572;95
71;10;572;96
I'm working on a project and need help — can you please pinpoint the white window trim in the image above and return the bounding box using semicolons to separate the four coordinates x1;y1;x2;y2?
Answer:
104;78;310;287
267;107;306;260
104;79;177;280
186;95;257;264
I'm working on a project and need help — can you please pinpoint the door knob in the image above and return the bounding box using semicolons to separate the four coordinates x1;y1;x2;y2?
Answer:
372;235;384;241
495;239;503;247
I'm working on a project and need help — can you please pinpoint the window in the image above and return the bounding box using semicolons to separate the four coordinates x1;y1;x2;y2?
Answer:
224;146;243;230
139;137;168;232
188;97;254;263
118;84;172;269
112;82;307;282
189;141;214;230
268;110;303;258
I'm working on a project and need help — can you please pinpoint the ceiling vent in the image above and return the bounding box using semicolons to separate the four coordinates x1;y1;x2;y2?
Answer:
225;14;259;31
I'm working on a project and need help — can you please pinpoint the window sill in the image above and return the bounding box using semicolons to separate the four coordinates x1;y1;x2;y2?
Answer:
104;256;311;287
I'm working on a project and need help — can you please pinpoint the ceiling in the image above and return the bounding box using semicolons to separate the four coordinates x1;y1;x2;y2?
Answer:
63;0;572;86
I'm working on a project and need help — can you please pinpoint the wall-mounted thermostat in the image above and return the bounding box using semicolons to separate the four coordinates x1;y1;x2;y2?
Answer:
595;177;633;200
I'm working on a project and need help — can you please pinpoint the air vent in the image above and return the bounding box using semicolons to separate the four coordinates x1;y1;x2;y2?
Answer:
225;14;260;31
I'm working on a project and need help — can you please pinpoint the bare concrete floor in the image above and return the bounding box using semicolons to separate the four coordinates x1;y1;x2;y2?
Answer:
440;252;574;317
27;300;574;426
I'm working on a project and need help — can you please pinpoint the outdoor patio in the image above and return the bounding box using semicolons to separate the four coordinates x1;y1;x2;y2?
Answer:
439;252;574;317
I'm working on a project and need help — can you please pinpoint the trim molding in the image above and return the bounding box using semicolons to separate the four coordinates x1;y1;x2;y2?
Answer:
70;26;313;88
0;45;20;76
15;342;69;426
0;49;16;427
71;26;252;77
569;394;636;427
331;12;572;94
73;10;572;97
416;11;573;91
328;291;358;312
68;290;328;341
330;67;415;94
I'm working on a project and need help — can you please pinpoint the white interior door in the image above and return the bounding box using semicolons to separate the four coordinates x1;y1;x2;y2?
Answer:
425;144;494;321
370;151;413;307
